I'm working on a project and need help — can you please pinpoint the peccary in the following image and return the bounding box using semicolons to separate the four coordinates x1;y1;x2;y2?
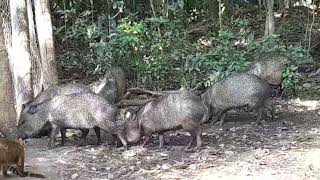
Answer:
201;72;274;126
17;92;127;149
31;83;92;105
89;66;127;104
124;92;208;149
19;83;101;146
244;55;290;96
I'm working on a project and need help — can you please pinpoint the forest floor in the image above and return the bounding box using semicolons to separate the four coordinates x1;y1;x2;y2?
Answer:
9;98;320;180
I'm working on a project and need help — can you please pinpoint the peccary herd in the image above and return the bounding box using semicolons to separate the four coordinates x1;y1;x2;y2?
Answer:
16;55;290;150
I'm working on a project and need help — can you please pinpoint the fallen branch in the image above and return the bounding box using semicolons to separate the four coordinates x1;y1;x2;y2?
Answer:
126;87;199;96
117;99;154;108
126;88;164;96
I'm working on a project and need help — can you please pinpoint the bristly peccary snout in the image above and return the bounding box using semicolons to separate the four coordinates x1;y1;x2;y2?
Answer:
124;92;208;149
124;108;141;143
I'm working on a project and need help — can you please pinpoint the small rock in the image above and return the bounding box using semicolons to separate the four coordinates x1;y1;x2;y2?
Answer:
122;150;137;158
281;146;291;151
162;163;172;170
108;174;114;179
91;167;97;171
302;83;312;88
218;144;225;148
229;127;237;132
189;164;197;170
225;151;234;156
71;173;78;179
159;152;168;157
242;135;248;140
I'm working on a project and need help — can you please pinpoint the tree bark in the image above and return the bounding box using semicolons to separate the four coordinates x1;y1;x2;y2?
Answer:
265;0;275;36
34;0;58;89
27;0;43;97
10;0;34;120
0;20;18;138
207;0;219;20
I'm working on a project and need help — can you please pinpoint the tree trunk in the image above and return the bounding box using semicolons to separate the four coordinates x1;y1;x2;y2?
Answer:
224;0;231;15
0;21;18;138
207;0;219;20
10;0;34;120
34;0;58;89
27;0;43;97
258;0;262;9
218;0;222;28
265;0;275;36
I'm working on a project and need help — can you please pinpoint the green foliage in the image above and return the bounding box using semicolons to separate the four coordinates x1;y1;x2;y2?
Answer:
282;65;299;98
53;2;312;96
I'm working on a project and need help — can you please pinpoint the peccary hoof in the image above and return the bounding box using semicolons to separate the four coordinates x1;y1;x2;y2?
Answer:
77;140;89;147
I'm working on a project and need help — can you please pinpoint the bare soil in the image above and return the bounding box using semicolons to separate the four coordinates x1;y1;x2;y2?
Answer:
8;98;320;180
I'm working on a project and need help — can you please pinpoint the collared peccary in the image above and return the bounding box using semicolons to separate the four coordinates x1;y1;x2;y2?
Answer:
89;66;127;104
201;72;274;126
19;83;101;146
31;83;92;105
244;54;290;96
17;92;127;149
124;92;208;149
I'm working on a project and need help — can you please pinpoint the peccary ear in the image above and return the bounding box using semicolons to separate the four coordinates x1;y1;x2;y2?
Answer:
22;100;33;110
28;105;39;114
124;108;138;121
22;103;27;110
41;84;45;92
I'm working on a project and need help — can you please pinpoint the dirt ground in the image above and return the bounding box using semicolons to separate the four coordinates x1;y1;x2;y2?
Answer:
7;98;320;180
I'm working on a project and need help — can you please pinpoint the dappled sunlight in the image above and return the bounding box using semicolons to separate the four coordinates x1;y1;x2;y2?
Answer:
288;98;320;111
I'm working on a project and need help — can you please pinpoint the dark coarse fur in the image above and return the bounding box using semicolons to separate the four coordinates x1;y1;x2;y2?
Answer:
244;54;290;96
110;66;127;102
89;66;127;104
125;92;208;149
18;93;127;149
30;83;93;105
0;138;45;178
201;72;274;125
18;83;101;146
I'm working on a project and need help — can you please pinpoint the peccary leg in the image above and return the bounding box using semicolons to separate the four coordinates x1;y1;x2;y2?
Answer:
78;129;89;146
116;131;127;150
60;128;66;146
93;127;101;145
48;125;60;149
2;166;8;176
256;107;264;123
269;106;275;121
219;112;227;126
186;132;196;149
159;134;164;148
100;122;127;149
140;135;151;148
264;100;275;121
210;109;227;126
210;114;220;125
196;128;202;149
112;134;118;148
